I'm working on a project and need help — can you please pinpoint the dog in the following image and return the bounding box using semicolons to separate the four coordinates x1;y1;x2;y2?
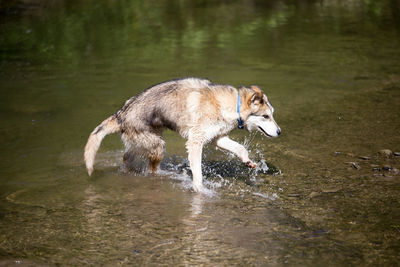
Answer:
84;78;281;192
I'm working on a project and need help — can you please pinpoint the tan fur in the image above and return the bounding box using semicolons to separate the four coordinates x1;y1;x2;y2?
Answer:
84;115;120;175
83;78;279;192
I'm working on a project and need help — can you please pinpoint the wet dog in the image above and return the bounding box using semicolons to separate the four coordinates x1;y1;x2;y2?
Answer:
84;78;281;192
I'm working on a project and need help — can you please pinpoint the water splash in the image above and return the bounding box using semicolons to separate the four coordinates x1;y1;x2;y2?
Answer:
253;192;279;201
71;140;281;197
159;142;280;197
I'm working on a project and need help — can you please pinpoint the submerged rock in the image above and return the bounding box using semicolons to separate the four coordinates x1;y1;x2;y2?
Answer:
349;162;361;170
308;191;322;199
322;188;341;193
379;149;393;158
382;165;392;171
160;155;280;181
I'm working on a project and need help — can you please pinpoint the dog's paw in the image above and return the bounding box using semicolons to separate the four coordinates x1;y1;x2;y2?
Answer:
192;183;205;193
246;161;257;169
191;184;216;196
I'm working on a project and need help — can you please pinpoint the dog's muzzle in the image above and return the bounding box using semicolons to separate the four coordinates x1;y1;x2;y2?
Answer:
245;115;281;138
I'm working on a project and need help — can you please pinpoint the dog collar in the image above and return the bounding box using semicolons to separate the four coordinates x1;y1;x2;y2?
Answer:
237;93;244;129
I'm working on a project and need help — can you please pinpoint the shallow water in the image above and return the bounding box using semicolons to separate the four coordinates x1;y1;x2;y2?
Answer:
1;0;400;265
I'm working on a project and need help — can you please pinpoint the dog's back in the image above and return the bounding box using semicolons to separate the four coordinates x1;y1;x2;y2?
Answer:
116;78;215;136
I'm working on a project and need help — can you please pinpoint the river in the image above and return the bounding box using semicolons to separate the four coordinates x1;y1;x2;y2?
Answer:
0;0;399;265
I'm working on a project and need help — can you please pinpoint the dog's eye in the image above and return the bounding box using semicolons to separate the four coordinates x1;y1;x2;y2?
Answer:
263;115;270;119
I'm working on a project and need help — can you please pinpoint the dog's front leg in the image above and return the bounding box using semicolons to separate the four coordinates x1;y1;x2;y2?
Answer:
215;136;257;168
186;140;204;192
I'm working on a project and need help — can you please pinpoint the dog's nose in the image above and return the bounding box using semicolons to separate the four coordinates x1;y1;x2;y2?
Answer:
277;128;281;136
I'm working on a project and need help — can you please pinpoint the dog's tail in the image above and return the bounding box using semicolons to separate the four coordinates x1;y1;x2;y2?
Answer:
84;115;120;176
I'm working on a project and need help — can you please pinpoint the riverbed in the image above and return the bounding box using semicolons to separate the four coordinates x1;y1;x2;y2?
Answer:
1;0;399;265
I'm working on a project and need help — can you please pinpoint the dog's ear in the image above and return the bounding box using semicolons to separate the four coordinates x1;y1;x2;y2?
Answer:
247;85;264;105
251;85;262;95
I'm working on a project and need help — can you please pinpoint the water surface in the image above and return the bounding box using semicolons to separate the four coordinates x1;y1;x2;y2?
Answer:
1;0;399;265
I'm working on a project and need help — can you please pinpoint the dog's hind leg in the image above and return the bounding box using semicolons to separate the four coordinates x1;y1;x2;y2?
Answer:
122;131;165;174
122;150;138;173
145;133;165;174
137;131;165;174
215;136;257;168
148;157;162;173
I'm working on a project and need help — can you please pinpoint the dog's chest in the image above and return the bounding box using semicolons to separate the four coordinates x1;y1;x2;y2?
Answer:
203;119;235;142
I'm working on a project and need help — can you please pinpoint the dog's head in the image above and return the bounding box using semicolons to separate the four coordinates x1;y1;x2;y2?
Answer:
243;86;281;138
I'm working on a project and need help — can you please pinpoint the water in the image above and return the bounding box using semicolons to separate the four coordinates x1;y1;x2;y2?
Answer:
1;0;400;265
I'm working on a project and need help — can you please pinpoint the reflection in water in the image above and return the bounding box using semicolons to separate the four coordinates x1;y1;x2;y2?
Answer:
181;194;209;265
82;185;103;234
189;193;205;217
0;0;399;265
